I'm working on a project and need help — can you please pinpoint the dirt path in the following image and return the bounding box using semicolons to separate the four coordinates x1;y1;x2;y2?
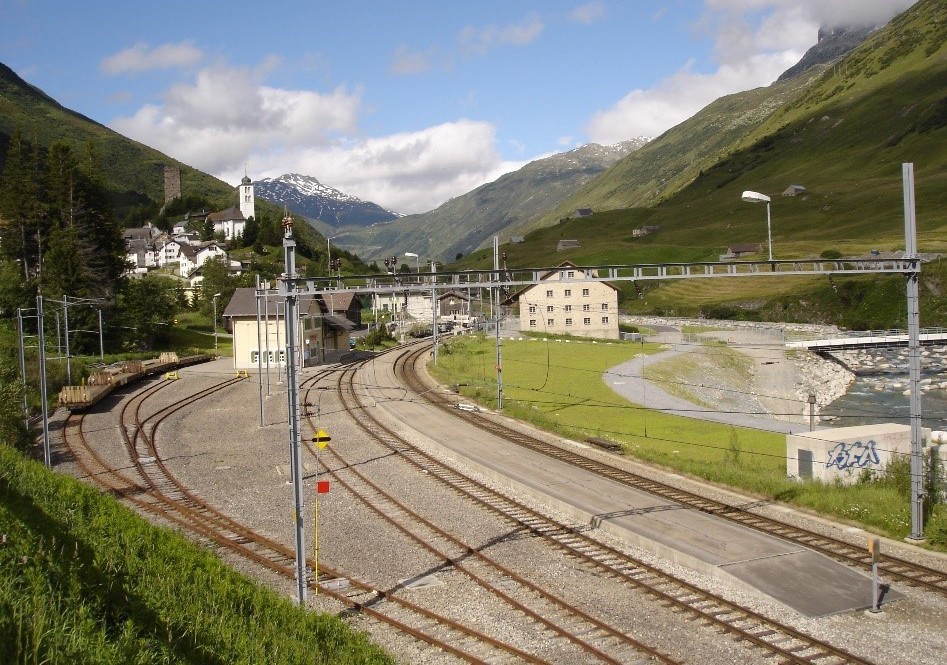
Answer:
605;326;812;434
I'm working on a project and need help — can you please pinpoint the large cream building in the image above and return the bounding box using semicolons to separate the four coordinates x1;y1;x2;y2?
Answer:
513;262;619;339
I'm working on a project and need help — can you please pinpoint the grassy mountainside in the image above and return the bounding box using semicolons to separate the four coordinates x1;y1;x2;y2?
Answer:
518;74;821;235
0;61;235;216
452;0;947;327
520;0;945;243
342;141;646;263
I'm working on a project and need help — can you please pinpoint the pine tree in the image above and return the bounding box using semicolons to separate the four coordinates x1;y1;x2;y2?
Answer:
0;128;42;284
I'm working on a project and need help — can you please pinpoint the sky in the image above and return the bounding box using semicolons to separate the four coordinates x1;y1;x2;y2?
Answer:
0;0;916;215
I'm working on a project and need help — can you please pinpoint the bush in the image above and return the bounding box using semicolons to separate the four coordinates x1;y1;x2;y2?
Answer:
360;325;395;349
820;249;843;260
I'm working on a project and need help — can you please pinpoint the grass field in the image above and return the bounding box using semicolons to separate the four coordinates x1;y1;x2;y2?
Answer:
0;444;393;664
429;334;947;547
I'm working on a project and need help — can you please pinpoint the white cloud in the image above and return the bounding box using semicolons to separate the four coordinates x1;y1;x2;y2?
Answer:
110;63;360;176
223;120;521;215
459;16;545;55
389;45;434;75
586;0;915;144
101;41;203;75
110;61;525;214
570;2;606;25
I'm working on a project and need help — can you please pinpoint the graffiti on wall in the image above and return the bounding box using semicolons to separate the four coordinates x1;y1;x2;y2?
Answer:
826;439;881;471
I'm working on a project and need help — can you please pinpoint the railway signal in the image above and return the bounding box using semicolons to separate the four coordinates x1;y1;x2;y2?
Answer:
312;430;331;449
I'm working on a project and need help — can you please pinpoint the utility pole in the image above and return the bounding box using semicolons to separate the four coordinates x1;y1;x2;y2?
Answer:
255;274;265;427
431;261;438;364
281;213;308;605
63;295;72;385
494;236;502;411
16;308;29;426
36;296;51;468
903;163;925;542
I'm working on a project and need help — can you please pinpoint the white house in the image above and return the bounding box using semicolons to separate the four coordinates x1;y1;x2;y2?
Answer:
511;261;619;339
208;206;246;242
156;238;185;267
179;242;228;277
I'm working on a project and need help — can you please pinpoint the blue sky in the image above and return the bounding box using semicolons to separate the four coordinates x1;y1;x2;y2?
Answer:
1;0;915;213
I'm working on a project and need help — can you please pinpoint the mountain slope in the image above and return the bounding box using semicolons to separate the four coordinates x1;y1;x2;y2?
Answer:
453;0;946;309
517;18;885;237
342;139;648;262
0;61;235;214
254;173;400;228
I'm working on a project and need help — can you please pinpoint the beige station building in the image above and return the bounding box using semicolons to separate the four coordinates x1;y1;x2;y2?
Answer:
509;262;620;339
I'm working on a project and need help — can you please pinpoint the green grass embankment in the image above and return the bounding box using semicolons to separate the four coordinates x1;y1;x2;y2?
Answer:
0;444;393;664
429;334;947;547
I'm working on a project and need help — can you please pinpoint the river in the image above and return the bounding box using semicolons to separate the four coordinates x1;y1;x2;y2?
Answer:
819;348;947;431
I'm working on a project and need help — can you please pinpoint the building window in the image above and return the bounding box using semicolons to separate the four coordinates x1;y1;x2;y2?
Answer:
567;271;575;278
602;316;609;325
546;289;554;298
547;318;554;326
559;270;567;279
565;318;572;326
564;289;571;297
583;317;591;325
583;304;590;312
564;305;572;312
582;288;590;297
546;305;554;312
251;350;260;363
528;305;536;314
529;319;537;327
601;303;609;311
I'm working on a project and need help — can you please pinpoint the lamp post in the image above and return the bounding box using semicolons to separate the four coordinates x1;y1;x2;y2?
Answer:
212;293;221;356
405;252;420;282
741;191;773;261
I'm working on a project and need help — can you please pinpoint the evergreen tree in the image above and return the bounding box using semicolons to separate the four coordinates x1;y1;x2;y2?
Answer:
0;128;42;286
242;215;259;247
118;277;177;350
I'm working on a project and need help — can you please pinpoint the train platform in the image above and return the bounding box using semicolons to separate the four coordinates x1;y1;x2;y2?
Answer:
364;358;901;618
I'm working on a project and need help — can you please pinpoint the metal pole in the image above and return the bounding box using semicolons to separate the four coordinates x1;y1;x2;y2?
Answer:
55;310;61;356
766;201;773;262
98;309;104;358
63;295;71;385
431;261;438;364
494;236;502;410
264;283;271;396
213;296;219;356
36;296;51;468
903;162;925;542
808;394;816;432
281;214;307;606
276;300;283;384
255;275;265;426
17;308;29;426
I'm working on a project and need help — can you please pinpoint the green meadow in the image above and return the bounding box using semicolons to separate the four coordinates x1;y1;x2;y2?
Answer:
429;334;947;547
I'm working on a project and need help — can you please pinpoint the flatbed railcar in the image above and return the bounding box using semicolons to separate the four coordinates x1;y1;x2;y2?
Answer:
58;353;213;411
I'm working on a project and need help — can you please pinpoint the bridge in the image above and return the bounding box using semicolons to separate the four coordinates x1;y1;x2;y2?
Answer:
785;328;947;351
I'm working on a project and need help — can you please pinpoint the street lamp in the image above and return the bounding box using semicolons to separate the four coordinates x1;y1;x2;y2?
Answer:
741;191;772;261
212;293;221;356
405;252;420;282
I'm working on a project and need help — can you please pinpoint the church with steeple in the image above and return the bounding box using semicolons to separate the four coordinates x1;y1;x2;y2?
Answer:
239;173;255;221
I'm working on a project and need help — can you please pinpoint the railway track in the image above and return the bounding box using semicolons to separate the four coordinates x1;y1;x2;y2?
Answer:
62;370;584;664
320;349;875;665
303;366;676;664
395;343;947;600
